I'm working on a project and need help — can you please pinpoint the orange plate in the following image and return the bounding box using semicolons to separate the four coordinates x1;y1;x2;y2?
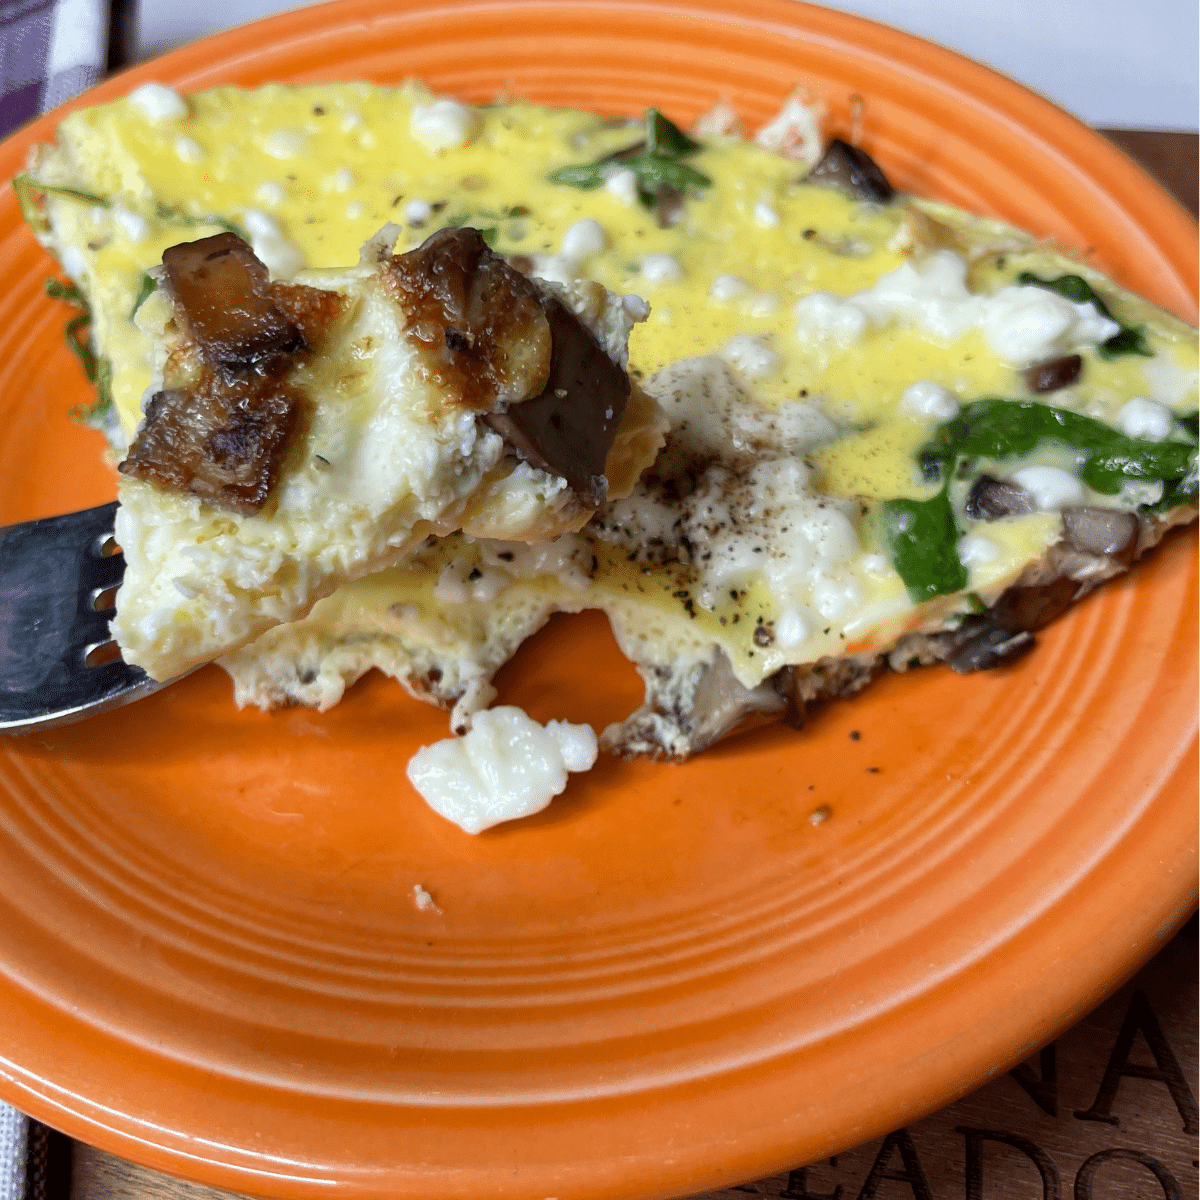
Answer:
0;3;1195;1197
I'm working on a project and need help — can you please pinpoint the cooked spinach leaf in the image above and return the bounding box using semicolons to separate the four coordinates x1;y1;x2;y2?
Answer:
883;488;968;602
646;107;701;156
1017;271;1153;359
888;398;1197;600
920;399;1197;496
549;107;711;208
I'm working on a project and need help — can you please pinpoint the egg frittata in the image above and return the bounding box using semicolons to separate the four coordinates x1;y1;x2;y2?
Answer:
20;80;1199;756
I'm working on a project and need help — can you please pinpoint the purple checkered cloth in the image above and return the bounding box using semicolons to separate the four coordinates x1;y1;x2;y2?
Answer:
0;1;109;1189
0;0;107;138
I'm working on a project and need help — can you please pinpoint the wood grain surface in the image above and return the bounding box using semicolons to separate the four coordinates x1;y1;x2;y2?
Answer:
55;129;1200;1200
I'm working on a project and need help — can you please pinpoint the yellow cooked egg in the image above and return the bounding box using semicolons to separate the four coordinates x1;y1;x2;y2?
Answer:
21;80;1199;762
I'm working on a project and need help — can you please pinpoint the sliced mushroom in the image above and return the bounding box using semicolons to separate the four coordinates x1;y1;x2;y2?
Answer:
965;475;1035;520
161;232;302;367
124;234;350;514
987;576;1080;632
944;625;1036;674
686;650;789;752
484;294;631;504
383;226;552;410
1023;353;1082;394
654;182;684;228
1062;505;1139;562
806;138;895;203
119;376;306;515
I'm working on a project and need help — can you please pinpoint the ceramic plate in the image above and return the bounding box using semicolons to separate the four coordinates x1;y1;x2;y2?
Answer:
0;2;1194;1197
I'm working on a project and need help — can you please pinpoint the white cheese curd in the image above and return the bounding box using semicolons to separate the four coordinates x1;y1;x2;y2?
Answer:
403;198;433;225
477;536;592;591
795;291;869;348
409;99;481;152
754;90;825;167
560;217;606;259
345;201;365;221
173;136;203;163
112;207;150;244
241;210;305;280
692;96;742;138
621;294;651;322
330;168;355;192
748;292;781;318
711;274;750;302
254;181;286;208
1011;465;1084;510
406;706;598;834
683;457;859;609
127;83;187;123
1141;350;1200;409
854;251;982;341
412;884;442;913
1116;396;1173;441
641;254;683;284
720;335;780;380
812;573;861;620
339;110;362;133
796;251;1121;365
262;129;308;160
979;285;1118;364
774;608;810;648
900;380;959;421
959;534;1000;565
603;167;639;207
434;558;508;604
753;202;780;228
530;253;580;287
60;244;87;285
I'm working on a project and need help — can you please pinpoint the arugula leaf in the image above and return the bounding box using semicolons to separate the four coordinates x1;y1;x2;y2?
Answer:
155;202;249;242
920;399;1197;496
71;357;116;432
548;107;711;208
13;174;110;236
43;276;117;431
883;489;968;602
44;277;88;307
44;278;99;381
130;273;158;319
1017;271;1153;359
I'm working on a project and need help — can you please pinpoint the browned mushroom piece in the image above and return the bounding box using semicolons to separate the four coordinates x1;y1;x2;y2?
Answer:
1023;353;1083;394
161;232;303;366
944;625;1037;674
122;233;350;515
686;650;789;753
1061;505;1139;562
120;378;306;515
654;182;684;228
485;296;631;503
806;138;895;203
965;474;1035;520
388;227;631;505
382;226;552;410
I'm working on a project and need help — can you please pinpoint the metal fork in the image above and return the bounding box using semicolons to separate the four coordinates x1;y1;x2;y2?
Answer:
0;501;172;732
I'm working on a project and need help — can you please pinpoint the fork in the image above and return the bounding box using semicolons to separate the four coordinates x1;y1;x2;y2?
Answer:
0;501;173;732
